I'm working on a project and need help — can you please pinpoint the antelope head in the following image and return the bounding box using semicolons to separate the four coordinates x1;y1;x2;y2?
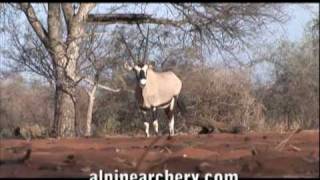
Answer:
121;26;151;88
125;61;153;88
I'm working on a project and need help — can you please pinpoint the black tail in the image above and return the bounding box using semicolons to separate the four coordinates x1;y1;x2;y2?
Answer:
175;95;187;116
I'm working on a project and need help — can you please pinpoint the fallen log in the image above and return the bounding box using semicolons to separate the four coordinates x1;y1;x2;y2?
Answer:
188;119;245;134
274;128;302;151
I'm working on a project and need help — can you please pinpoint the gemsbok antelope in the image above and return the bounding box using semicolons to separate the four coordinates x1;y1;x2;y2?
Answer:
120;29;185;138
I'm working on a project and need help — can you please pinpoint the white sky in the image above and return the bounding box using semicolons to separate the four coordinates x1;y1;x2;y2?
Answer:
283;3;319;42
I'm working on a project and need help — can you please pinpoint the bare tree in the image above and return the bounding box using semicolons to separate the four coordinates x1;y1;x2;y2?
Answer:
3;3;98;137
78;25;122;136
3;7;121;137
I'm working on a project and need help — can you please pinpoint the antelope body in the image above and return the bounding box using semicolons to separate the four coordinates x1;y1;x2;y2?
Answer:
136;68;182;109
126;63;183;137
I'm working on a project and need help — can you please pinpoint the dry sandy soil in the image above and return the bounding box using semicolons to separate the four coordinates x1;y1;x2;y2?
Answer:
0;130;319;178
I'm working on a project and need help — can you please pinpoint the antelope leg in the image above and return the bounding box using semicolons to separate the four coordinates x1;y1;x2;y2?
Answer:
169;98;175;136
144;122;150;138
141;110;150;138
169;115;175;136
153;120;159;135
152;108;159;135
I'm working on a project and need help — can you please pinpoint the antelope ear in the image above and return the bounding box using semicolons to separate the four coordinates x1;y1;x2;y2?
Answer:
124;62;133;71
149;61;156;69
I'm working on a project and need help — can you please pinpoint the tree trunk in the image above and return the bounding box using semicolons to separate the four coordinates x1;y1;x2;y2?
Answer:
84;85;97;136
52;82;76;138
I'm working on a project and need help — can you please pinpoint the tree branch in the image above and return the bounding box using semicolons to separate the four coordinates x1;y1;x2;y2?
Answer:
87;13;186;28
19;3;49;48
75;3;96;22
48;3;65;59
62;3;74;27
82;77;120;92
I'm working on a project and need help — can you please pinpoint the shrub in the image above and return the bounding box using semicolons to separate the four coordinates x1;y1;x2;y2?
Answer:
177;67;266;132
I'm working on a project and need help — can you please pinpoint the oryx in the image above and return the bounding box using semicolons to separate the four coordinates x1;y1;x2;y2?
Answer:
120;28;184;137
124;61;183;137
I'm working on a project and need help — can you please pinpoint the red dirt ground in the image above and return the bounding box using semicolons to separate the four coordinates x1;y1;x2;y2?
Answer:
0;130;319;178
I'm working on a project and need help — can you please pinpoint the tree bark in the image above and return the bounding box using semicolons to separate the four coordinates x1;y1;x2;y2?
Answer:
53;79;76;138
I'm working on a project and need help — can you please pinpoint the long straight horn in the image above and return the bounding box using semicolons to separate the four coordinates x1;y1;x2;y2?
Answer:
142;26;150;64
137;34;145;64
119;32;136;64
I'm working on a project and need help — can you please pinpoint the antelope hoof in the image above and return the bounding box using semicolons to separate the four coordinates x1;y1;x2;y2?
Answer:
167;135;173;140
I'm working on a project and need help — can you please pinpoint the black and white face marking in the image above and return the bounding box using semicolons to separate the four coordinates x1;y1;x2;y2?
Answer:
133;64;148;87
